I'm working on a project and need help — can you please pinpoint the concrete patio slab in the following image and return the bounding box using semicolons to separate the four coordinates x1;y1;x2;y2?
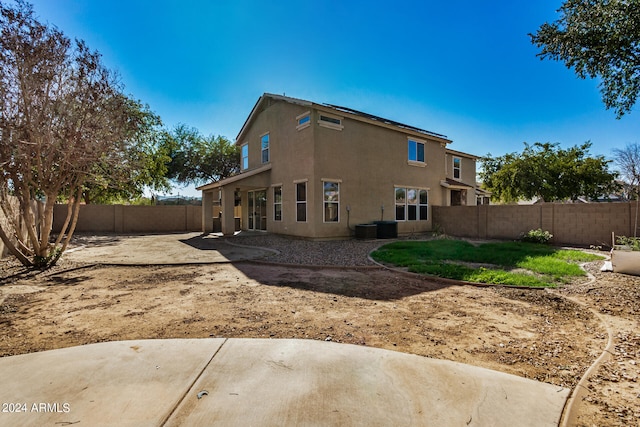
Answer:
63;233;274;265
0;338;570;426
0;339;225;427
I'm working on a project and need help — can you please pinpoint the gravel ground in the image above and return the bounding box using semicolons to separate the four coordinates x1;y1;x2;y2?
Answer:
226;233;394;266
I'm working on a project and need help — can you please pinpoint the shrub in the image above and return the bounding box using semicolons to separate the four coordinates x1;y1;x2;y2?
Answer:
520;229;553;244
615;236;640;251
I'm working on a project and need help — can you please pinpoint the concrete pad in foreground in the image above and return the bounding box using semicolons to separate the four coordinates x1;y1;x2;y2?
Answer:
0;339;570;426
0;339;225;426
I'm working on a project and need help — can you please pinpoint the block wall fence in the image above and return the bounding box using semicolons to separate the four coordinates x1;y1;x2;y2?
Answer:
43;202;640;247
432;202;640;247
52;204;203;234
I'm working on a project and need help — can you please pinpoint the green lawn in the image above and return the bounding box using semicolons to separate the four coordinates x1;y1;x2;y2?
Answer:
370;239;604;288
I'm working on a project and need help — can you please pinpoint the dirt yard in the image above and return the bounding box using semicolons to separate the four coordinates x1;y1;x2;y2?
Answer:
1;257;639;426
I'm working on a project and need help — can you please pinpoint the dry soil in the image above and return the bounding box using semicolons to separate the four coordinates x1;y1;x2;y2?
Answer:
1;257;638;426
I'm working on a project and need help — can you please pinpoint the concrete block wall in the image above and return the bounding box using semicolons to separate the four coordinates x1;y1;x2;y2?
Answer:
484;205;541;239
433;206;478;237
52;204;202;234
433;202;640;247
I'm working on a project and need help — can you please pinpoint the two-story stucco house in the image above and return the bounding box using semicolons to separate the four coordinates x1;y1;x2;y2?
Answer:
198;93;479;238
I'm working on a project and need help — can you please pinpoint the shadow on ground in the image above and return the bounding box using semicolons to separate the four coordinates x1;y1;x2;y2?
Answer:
231;262;454;301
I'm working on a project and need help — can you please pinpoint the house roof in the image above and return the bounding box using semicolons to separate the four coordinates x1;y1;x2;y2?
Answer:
236;93;452;144
324;103;449;140
445;147;480;160
196;164;272;191
439;178;475;190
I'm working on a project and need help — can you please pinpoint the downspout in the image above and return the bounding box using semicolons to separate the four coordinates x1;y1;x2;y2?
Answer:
346;205;354;234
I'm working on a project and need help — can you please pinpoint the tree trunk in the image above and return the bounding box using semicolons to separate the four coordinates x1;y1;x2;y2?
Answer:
0;225;32;266
55;189;83;263
37;194;56;258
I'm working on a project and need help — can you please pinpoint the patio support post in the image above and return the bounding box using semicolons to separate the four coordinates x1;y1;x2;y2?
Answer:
202;190;214;234
221;186;236;236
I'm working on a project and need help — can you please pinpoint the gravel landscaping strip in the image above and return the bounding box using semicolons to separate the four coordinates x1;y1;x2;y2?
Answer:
226;234;388;266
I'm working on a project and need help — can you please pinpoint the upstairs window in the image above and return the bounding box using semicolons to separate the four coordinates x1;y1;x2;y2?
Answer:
453;157;461;179
241;144;248;170
408;139;425;163
296;112;311;130
318;114;343;130
261;133;270;163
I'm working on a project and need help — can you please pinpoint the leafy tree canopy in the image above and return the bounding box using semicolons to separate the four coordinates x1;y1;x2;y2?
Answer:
531;0;640;117
160;124;239;186
480;142;619;203
80;98;172;204
0;0;162;267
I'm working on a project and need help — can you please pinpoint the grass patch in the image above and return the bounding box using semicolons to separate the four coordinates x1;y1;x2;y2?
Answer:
371;240;603;288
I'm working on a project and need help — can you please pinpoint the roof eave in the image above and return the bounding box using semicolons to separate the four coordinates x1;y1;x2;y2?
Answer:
236;93;313;143
197;164;273;191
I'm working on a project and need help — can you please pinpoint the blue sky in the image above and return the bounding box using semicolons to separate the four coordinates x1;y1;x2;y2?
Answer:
26;0;640;196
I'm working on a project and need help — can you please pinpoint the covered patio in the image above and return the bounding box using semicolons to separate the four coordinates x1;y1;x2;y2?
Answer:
198;165;272;235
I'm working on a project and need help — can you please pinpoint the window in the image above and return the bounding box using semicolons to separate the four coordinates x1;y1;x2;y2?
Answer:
296;182;306;222
407;189;418;220
296;112;311;130
419;189;428;220
320;115;340;125
408;139;425;163
323;181;339;222
241;144;248;170
261;133;270;163
395;188;406;221
318;114;343;130
453;157;461;179
273;186;282;221
395;187;428;221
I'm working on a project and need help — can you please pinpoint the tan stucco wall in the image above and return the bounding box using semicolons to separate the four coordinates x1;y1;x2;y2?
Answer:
224;97;478;238
309;107;447;237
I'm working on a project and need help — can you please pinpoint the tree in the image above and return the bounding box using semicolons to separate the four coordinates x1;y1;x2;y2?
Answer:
530;0;640;118
80;98;171;204
161;124;239;186
0;1;155;267
612;142;640;199
480;142;619;203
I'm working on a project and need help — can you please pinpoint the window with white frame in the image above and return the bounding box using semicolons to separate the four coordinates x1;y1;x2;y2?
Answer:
296;182;306;222
453;157;461;179
241;143;248;170
318;114;343;130
273;186;282;221
395;187;428;221
323;181;339;222
408;139;425;163
296;111;311;130
261;133;270;163
419;189;428;220
395;188;406;221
